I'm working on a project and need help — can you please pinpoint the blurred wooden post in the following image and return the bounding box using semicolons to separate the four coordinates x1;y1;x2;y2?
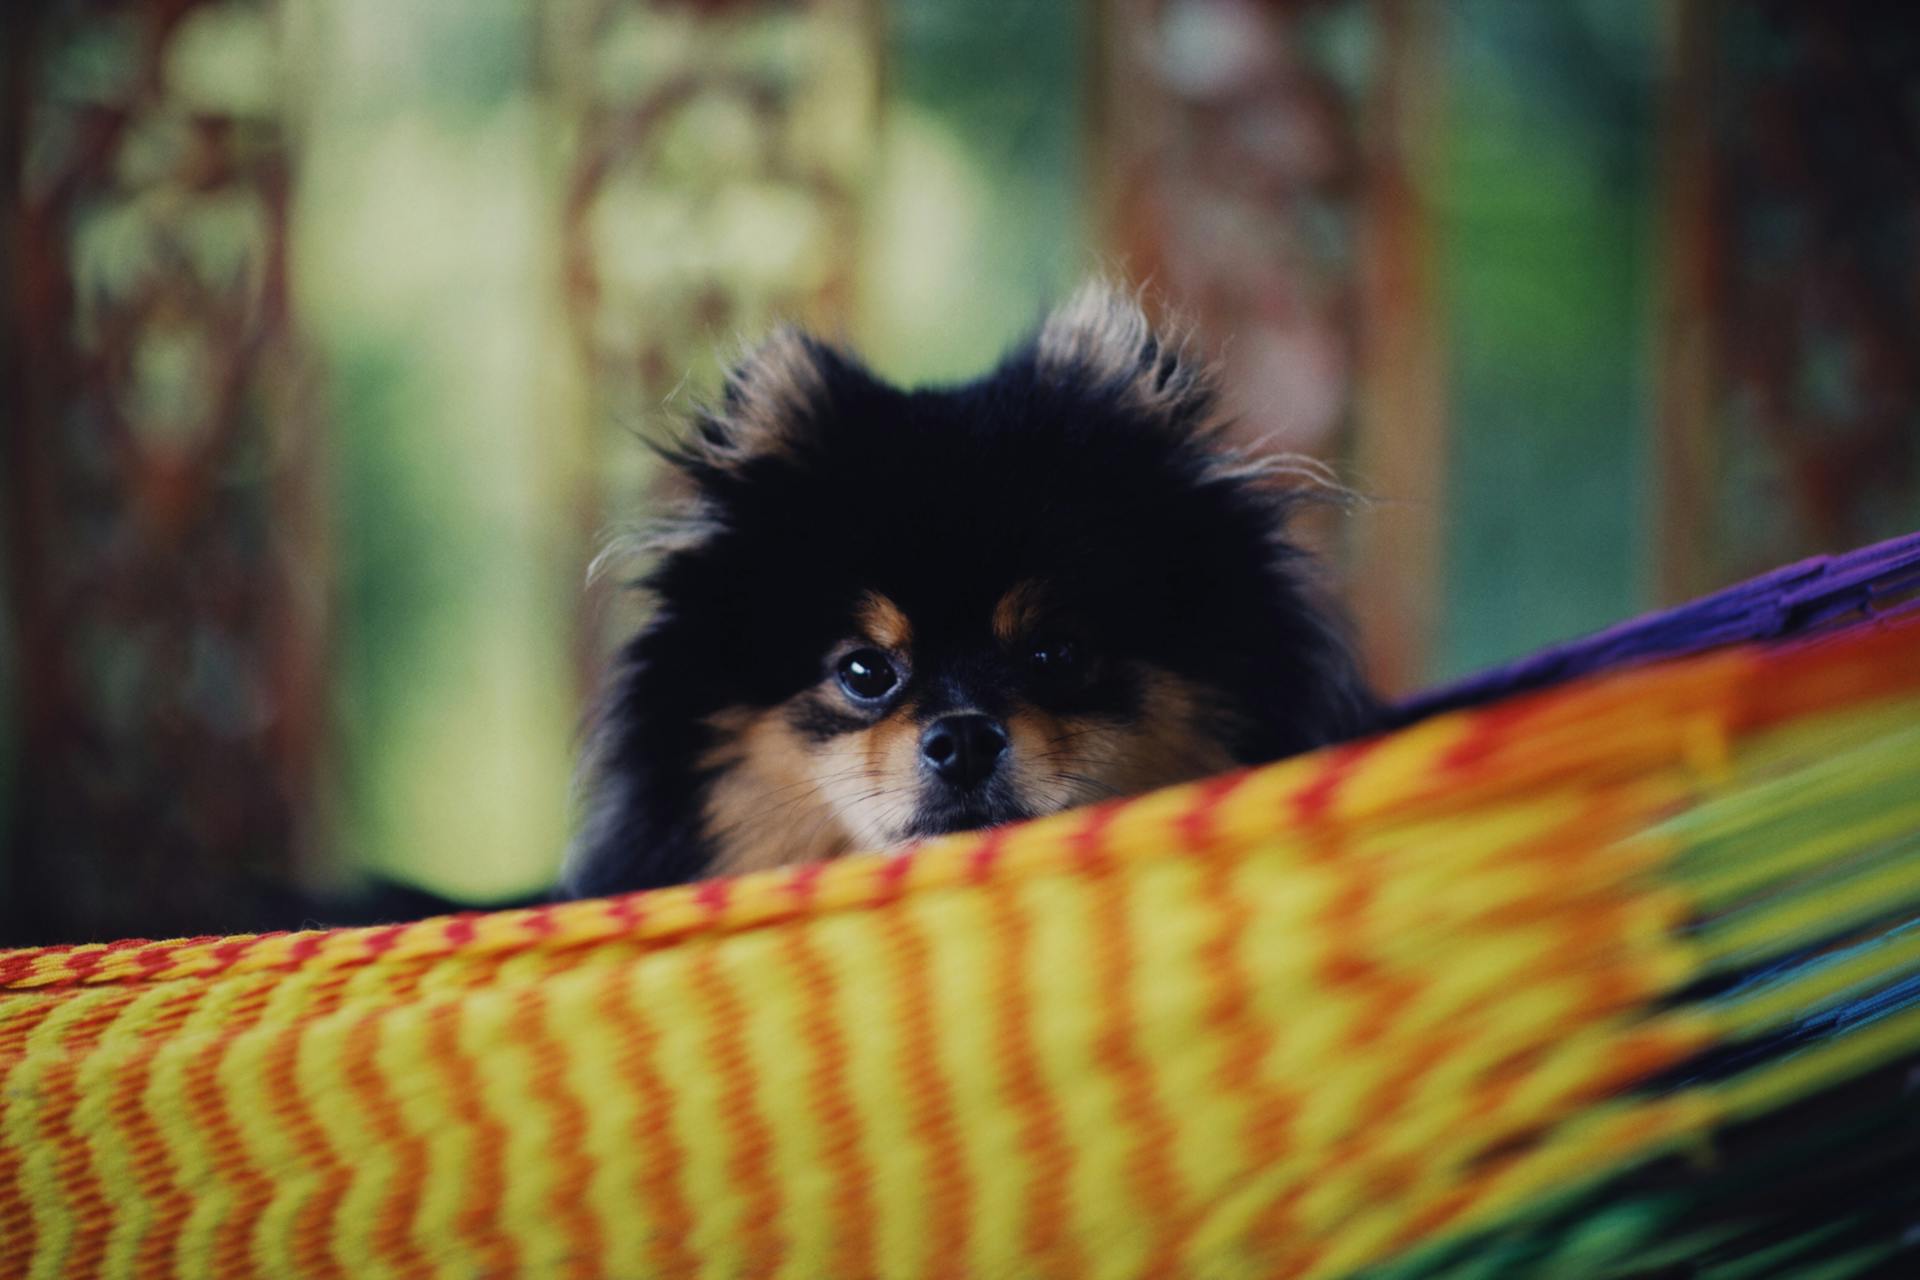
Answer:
1090;0;1363;466
1653;0;1720;605
1347;0;1447;695
1;1;326;942
1090;0;1445;692
1654;2;1920;597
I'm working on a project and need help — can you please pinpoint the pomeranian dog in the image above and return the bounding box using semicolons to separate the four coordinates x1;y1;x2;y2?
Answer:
564;284;1377;897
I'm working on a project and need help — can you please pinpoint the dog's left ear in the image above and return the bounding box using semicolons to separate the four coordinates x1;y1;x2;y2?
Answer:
1034;281;1220;429
687;326;837;468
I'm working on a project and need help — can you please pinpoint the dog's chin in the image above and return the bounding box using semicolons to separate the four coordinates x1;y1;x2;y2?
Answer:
898;791;1036;841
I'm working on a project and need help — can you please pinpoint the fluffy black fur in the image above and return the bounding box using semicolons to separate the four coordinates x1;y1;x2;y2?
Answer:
566;291;1378;897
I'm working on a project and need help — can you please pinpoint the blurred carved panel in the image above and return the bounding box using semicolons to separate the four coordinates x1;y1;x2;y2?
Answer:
1659;1;1920;601
2;1;325;942
1090;0;1445;692
543;0;882;668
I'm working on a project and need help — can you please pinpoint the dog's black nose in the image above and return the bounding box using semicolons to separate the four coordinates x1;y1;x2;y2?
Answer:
920;714;1008;791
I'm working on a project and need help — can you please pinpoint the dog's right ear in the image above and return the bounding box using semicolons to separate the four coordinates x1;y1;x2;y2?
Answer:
1034;280;1221;430
682;326;836;470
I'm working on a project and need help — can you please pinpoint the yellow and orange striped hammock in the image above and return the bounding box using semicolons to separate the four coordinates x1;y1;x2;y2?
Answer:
4;614;1919;1278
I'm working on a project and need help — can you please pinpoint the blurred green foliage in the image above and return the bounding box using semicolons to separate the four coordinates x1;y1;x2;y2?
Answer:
290;0;577;898
1437;0;1657;678
857;0;1086;382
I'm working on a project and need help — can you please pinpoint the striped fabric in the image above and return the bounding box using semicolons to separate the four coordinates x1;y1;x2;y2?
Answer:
3;621;1918;1277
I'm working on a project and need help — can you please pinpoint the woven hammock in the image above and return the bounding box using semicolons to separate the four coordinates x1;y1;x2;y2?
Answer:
4;534;1919;1279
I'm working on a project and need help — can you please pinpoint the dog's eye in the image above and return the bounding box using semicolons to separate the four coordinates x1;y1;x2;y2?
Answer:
1028;637;1081;679
836;648;900;703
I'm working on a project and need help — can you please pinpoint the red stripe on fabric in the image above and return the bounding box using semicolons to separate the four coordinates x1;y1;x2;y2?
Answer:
1081;809;1188;1275
784;863;826;908
987;878;1082;1272
63;946;111;983
174;975;276;1279
1175;771;1250;851
602;895;645;932
42;989;144;1277
1175;824;1302;1263
339;966;435;1279
1251;823;1395;1258
516;975;604;1280
108;990;204;1280
267;966;358;1280
603;964;698;1277
1437;700;1536;777
429;971;520;1277
688;944;784;1271
1068;803;1120;874
0;999;64;1272
781;923;877;1278
1290;739;1375;824
358;925;409;958
882;898;975;1276
694;878;734;919
132;943;179;979
874;853;916;904
208;935;262;976
966;829;1010;885
0;951;38;987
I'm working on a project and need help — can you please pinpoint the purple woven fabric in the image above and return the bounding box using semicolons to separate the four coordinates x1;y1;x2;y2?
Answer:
1396;529;1920;724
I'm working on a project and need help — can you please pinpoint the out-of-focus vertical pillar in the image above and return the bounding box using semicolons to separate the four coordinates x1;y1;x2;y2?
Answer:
1;1;325;942
1092;0;1362;461
1348;0;1446;696
1089;0;1446;693
543;0;883;679
1653;0;1721;605
1655;0;1920;599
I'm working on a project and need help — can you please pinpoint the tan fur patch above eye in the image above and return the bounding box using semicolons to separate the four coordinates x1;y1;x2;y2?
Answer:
992;579;1052;645
855;591;913;652
1000;669;1241;816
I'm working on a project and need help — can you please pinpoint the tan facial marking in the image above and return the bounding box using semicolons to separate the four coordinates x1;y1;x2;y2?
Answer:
702;666;1240;874
699;698;923;874
855;591;913;652
992;580;1052;646
820;713;923;848
1001;670;1240;814
700;708;851;875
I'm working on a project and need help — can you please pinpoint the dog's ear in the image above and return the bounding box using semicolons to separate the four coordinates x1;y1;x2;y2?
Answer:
1035;280;1219;427
686;325;835;468
1036;282;1350;504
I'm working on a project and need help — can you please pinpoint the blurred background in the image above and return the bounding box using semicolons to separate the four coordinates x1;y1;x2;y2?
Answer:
3;0;1917;943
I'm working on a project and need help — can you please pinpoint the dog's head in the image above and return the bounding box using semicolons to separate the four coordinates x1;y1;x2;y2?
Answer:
567;284;1375;894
